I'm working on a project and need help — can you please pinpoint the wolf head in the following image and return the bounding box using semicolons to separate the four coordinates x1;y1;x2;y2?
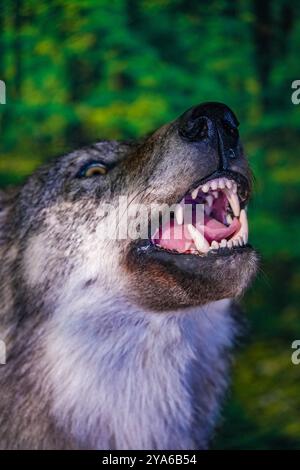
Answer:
0;102;260;450
1;103;257;317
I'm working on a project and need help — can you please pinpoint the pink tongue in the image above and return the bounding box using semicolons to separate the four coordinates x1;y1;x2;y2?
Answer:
153;217;241;253
203;216;240;243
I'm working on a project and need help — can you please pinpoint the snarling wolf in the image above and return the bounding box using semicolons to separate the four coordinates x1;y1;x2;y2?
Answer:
0;103;258;449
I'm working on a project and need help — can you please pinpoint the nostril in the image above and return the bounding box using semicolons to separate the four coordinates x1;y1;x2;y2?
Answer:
179;116;209;142
222;119;239;141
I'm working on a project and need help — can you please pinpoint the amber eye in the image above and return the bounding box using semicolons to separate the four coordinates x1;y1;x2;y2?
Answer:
78;162;108;178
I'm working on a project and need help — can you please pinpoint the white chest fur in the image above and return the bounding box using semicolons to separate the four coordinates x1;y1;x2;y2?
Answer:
43;297;234;449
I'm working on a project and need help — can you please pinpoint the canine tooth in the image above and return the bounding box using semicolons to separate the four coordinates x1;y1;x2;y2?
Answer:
220;239;227;248
232;182;237;193
202;184;209;193
231;209;248;245
210;240;219;250
212;191;218;198
175;204;184;225
226;214;233;225
187;224;209;253
233;239;239;247
206;195;213;207
227;240;233;248
211;180;218;190
192;188;198;199
239;209;248;244
225;189;240;217
218;178;225;189
226;180;232;189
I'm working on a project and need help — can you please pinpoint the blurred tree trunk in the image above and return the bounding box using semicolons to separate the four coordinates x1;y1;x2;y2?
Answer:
278;1;293;57
252;0;273;109
65;55;87;146
13;0;22;99
0;5;4;78
224;0;237;17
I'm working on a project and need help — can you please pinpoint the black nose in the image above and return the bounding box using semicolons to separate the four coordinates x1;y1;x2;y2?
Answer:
179;102;240;170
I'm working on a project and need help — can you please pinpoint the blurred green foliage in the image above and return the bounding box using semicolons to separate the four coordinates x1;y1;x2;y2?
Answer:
1;0;300;449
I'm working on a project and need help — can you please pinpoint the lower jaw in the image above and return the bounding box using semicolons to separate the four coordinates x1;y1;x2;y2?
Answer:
152;217;248;256
125;240;258;311
150;239;250;258
136;238;251;261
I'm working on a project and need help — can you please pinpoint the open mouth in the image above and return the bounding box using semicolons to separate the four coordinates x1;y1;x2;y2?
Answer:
151;174;249;256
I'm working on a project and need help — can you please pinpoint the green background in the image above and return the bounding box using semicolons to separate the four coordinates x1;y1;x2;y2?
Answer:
1;0;300;449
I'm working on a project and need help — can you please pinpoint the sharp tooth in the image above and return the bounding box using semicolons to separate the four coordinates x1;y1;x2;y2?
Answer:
230;209;248;245
206;195;213;207
232;233;241;243
238;237;244;246
220;239;227;248
210;240;219;250
175;204;184;225
239;209;248;244
192;188;198;199
211;180;218;190
225;189;240;217
226;180;232;189
212;191;218;198
187;224;209;253
232;183;237;193
202;184;209;193
226;214;233;225
227;240;233;248
218;178;225;189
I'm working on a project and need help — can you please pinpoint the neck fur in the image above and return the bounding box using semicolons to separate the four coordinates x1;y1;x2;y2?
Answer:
41;295;235;449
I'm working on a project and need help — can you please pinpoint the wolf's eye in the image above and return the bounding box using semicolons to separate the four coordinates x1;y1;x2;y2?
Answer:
78;162;108;178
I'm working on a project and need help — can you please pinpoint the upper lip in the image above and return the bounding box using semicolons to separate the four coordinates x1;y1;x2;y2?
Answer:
180;170;250;207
